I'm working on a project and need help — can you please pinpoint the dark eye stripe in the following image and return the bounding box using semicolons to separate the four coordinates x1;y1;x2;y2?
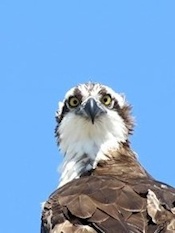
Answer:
56;100;69;124
73;88;83;101
99;88;107;96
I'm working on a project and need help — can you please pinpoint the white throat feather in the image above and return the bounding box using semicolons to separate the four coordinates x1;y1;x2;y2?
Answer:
57;109;128;187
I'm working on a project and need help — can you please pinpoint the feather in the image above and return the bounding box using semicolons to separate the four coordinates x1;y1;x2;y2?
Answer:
41;83;175;233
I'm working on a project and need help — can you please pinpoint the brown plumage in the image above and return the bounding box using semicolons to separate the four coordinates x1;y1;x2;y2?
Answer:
41;83;175;233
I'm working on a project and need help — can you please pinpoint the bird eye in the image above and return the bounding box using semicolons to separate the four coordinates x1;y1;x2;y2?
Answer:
68;96;80;107
101;94;112;106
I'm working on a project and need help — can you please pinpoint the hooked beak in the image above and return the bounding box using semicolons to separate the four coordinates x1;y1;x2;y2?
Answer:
76;98;107;124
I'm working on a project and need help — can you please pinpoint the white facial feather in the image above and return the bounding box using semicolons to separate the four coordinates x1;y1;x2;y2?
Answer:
57;83;129;187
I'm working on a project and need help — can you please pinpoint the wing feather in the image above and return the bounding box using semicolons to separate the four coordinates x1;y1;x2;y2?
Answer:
41;175;175;233
67;194;96;218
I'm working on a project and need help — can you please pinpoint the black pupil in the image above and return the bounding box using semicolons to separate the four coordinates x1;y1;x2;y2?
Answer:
73;99;78;105
104;97;108;102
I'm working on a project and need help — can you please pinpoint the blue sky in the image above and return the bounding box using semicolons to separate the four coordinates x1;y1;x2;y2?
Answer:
1;1;175;232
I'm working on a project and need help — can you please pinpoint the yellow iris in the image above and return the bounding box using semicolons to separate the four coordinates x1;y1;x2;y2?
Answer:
101;94;112;106
68;96;80;107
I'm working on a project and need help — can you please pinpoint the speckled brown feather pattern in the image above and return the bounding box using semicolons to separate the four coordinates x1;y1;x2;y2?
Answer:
41;144;175;233
41;175;175;233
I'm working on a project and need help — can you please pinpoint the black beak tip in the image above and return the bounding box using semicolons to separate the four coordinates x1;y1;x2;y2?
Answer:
84;98;104;123
91;118;95;124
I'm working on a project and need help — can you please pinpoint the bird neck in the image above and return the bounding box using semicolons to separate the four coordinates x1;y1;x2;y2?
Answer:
93;142;150;180
58;141;149;188
58;139;117;188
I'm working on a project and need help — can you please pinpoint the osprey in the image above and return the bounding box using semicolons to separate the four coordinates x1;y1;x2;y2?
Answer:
41;82;175;233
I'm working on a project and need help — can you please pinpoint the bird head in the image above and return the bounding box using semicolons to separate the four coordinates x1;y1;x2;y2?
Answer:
56;82;134;141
